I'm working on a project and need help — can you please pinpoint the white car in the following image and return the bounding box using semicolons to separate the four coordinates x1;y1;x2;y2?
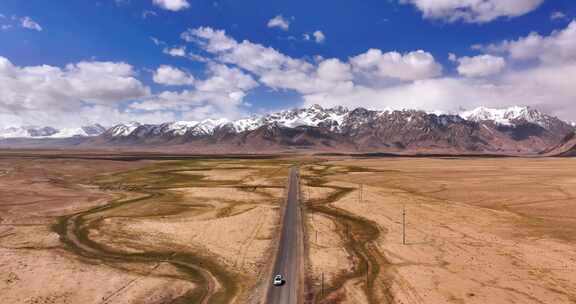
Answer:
273;274;285;286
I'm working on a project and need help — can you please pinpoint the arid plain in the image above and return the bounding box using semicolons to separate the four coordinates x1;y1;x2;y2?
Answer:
1;152;576;304
303;157;576;304
0;154;290;304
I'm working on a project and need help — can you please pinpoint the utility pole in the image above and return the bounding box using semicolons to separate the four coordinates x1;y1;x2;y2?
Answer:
366;261;369;287
321;272;324;298
402;206;406;245
358;183;363;203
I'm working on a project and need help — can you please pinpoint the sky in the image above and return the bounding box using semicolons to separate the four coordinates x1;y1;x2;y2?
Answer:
0;0;575;128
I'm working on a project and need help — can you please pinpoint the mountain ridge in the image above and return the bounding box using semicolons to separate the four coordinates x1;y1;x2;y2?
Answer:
541;132;576;156
92;105;574;154
102;105;574;138
2;105;574;155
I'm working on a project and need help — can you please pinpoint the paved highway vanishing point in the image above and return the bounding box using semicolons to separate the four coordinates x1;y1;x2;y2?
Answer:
266;167;304;304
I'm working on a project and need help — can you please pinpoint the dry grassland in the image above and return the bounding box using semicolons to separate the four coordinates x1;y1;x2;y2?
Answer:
0;155;291;304
302;157;576;304
4;153;575;304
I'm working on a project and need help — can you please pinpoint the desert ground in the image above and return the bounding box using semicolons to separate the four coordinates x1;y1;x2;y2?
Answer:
1;152;576;304
0;154;290;304
302;157;576;304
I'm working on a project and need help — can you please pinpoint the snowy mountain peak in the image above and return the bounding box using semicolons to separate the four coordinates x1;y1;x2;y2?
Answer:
308;103;324;111
306;104;349;115
105;122;142;137
162;121;200;136
190;118;230;136
460;106;548;126
171;121;200;128
261;104;350;131
229;117;263;133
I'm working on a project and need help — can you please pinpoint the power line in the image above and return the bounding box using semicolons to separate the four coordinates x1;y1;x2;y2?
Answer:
402;206;406;245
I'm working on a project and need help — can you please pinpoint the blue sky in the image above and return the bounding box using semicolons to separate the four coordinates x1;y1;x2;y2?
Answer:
0;0;575;127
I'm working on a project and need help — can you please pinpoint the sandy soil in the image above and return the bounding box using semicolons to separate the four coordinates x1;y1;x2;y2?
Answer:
181;169;258;181
300;176;341;202
305;213;352;287
310;158;576;304
0;159;136;225
0;248;194;304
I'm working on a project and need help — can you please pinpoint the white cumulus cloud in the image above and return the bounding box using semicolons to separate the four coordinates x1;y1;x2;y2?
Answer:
152;0;190;11
400;0;544;23
163;46;187;57
10;17;576;128
317;58;352;82
183;27;355;95
309;21;576;120
153;65;195;85
304;31;326;43
482;21;576;63
267;15;290;30
351;49;443;81
131;63;258;120
453;54;506;77
313;30;325;43
0;56;150;127
180;23;576;121
303;64;576;122
20;16;42;31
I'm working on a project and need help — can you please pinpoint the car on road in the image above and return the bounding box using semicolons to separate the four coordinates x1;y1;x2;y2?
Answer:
273;274;285;286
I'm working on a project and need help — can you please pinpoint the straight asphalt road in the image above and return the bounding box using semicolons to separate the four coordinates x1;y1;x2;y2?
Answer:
265;167;303;304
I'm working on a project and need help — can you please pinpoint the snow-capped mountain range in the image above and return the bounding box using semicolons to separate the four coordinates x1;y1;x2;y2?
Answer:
460;106;554;127
101;104;572;138
1;106;573;150
104;104;349;138
0;124;106;139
